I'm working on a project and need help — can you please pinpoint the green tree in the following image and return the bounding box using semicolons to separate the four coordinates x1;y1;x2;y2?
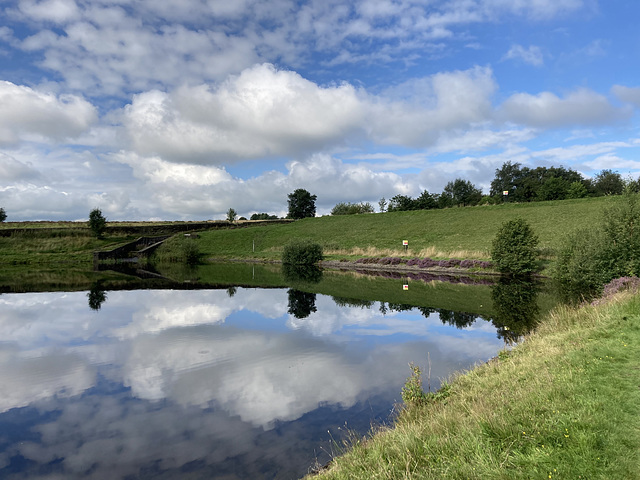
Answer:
566;181;588;199
226;208;237;222
442;178;483;207
491;217;539;275
594;169;624;196
250;213;278;220
415;190;438;210
537;177;570;201
88;208;107;238
387;194;416;212
490;161;523;199
378;197;387;213
0;207;6;222
287;189;317;219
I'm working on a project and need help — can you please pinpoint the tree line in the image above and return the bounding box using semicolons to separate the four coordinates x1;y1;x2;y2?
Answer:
369;163;636;214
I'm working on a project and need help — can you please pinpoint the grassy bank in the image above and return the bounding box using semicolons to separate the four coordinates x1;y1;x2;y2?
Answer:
307;291;640;479
0;196;621;268
197;196;620;263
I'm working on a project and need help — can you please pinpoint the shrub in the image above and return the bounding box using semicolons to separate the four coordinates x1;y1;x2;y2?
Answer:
401;363;427;406
0;207;6;222
554;190;640;298
491;217;539;275
282;239;323;265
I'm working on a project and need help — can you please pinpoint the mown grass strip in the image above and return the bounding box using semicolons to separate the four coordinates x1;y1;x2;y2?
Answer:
309;292;640;479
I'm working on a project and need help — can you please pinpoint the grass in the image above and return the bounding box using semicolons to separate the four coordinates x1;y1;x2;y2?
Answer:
196;196;621;265
0;196;621;268
307;291;640;480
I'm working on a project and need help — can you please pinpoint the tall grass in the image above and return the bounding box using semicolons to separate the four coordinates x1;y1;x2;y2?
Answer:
307;291;640;479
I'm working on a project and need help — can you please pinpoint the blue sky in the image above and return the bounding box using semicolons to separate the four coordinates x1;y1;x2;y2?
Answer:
0;0;639;221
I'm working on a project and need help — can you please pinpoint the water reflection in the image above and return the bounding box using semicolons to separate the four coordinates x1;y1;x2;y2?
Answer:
282;264;323;283
0;287;504;479
87;281;107;311
490;277;540;343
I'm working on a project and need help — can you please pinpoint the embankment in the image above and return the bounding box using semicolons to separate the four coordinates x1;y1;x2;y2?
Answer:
307;289;640;479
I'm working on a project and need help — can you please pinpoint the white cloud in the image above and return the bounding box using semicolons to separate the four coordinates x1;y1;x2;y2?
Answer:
504;44;544;66
499;88;629;128
0;81;96;146
18;0;80;24
123;64;367;163
369;66;497;147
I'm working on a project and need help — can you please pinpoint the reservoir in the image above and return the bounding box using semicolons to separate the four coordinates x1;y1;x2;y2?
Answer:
0;264;545;479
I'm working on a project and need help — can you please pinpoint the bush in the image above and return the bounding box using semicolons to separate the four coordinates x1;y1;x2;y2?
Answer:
330;202;375;215
554;190;640;298
0;207;6;222
491;218;539;275
282;239;323;265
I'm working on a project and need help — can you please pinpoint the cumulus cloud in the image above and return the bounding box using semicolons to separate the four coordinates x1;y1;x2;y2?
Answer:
370;66;497;147
503;44;544;66
123;64;367;163
613;85;640;108
0;81;96;146
499;88;629;128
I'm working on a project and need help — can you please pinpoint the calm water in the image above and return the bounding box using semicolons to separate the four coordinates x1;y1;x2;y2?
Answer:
0;284;507;479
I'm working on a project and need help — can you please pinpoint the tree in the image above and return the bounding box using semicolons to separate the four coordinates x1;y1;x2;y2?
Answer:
594;169;624;196
490;161;523;199
387;194;416;212
378;197;387;213
537;177;570;201
287;189;317;219
491;217;539;276
442;179;483;207
0;207;6;222
250;213;278;220
226;208;237;222
566;181;588;199
88;208;107;238
415;190;438;210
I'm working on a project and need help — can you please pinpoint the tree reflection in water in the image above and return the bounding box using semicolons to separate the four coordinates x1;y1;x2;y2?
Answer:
287;289;317;319
87;281;107;311
490;277;540;343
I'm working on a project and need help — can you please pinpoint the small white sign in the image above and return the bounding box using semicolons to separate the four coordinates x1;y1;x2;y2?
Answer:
402;240;408;246
503;190;509;195
403;284;409;290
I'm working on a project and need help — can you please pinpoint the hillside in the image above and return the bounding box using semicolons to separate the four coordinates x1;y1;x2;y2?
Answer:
197;196;621;261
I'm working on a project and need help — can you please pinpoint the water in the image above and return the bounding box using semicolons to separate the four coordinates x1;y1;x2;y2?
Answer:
0;271;528;479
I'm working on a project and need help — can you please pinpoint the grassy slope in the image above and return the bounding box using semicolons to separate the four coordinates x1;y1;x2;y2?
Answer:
197;196;619;261
309;292;640;480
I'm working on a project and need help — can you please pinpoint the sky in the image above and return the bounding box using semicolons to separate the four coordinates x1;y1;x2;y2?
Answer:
0;0;639;221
